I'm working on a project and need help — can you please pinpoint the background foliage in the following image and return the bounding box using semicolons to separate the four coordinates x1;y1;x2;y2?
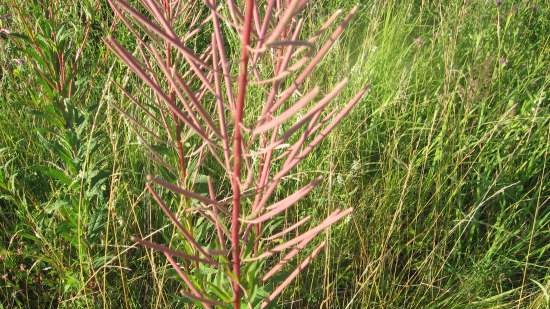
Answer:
0;0;548;308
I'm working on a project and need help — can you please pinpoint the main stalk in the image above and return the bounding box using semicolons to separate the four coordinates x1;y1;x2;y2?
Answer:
231;0;255;308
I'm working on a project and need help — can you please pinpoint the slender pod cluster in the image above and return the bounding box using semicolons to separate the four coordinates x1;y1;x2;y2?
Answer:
106;0;367;307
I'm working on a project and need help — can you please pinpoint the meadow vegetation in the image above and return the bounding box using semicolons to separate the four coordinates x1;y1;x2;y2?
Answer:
0;0;548;308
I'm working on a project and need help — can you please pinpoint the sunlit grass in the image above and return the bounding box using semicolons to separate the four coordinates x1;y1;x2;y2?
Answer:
0;1;548;308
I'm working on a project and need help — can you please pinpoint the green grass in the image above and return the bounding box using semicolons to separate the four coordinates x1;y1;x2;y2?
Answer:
1;0;548;308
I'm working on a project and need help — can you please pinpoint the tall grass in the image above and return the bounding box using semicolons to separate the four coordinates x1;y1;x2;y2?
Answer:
0;0;548;308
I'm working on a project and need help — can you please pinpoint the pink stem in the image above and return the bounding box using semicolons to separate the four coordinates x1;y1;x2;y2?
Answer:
231;0;255;308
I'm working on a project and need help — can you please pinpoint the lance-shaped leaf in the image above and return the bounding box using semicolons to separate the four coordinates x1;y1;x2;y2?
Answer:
257;17;305;117
252;56;309;86
133;237;217;266
114;0;209;70
256;108;325;157
149;46;222;139
146;182;214;260
280;85;370;176
252;106;323;214
148;176;228;211
255;76;350;159
147;48;204;132
164;253;222;308
248;18;307;212
281;78;348;138
309;9;343;43
211;32;232;172
263;216;311;242
257;0;275;44
260;241;326;309
205;0;236;97
253;86;320;134
169;66;222;138
244;177;322;224
282;109;327;164
112;0;215;93
262;233;315;281
251;0;261;36
269;6;358;114
262;0;306;48
105;37;213;143
248;208;352;261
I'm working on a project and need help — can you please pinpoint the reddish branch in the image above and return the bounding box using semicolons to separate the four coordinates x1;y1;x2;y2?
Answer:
161;0;186;181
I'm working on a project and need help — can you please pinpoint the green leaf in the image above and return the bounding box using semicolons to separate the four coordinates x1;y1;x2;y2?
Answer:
44;200;68;214
36;166;72;186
